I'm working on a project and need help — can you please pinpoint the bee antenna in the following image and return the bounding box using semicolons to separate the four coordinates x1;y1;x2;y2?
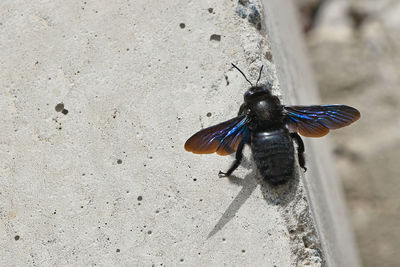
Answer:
256;65;263;87
231;63;253;87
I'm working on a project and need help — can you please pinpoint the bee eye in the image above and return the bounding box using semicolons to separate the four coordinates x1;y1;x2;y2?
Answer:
244;91;256;102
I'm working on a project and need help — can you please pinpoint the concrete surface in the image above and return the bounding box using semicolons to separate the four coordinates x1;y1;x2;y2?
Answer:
299;0;400;266
263;1;360;266
0;0;358;266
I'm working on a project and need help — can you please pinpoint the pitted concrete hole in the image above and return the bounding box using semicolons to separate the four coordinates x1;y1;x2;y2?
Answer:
55;103;64;112
210;34;221;42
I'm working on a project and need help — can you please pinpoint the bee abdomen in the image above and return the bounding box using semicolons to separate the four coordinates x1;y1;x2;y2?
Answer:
251;129;295;184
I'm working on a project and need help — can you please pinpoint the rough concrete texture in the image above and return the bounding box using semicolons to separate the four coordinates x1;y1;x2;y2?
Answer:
298;0;400;266
0;0;357;266
263;1;360;266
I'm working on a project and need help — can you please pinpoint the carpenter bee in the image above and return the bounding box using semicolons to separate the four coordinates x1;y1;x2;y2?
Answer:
184;64;360;185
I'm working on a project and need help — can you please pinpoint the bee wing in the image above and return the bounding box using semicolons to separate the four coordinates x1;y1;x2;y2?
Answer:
284;105;360;137
184;116;249;156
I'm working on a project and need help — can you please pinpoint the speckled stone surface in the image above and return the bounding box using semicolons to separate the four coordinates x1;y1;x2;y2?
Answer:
0;0;358;266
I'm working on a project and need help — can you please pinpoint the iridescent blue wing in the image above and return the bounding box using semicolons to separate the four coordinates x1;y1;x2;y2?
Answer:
184;116;250;156
284;105;360;137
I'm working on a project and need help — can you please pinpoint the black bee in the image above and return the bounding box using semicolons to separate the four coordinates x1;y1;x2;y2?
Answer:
185;64;360;185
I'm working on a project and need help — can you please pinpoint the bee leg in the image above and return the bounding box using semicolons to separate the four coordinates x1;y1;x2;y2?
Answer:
218;140;245;177
290;132;307;172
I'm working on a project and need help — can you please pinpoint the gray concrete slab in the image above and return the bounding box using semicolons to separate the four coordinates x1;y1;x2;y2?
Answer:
0;0;358;266
262;1;360;266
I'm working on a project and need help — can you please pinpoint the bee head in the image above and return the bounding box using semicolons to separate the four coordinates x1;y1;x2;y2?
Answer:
244;83;273;103
231;63;282;125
